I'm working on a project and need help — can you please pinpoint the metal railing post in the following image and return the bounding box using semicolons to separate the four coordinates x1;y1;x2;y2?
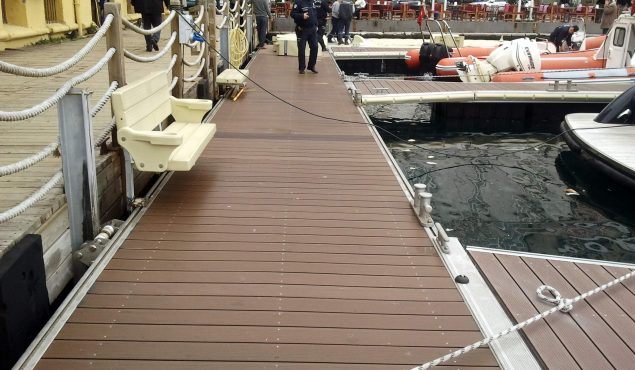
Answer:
57;88;100;277
245;13;253;52
220;2;230;70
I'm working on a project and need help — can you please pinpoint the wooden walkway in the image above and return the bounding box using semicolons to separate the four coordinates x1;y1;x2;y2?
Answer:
470;248;635;369
34;50;498;369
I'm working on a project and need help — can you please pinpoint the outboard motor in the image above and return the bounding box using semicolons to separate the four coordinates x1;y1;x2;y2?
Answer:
419;43;452;75
594;85;635;124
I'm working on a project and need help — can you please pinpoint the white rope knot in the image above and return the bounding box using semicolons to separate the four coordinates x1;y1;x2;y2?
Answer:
537;285;573;312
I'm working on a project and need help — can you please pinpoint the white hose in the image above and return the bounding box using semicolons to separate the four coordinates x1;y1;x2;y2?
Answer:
229;28;248;69
0;48;115;121
0;15;113;77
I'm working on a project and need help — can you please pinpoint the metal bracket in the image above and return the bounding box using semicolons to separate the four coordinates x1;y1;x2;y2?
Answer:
75;220;124;266
131;197;148;209
547;80;578;92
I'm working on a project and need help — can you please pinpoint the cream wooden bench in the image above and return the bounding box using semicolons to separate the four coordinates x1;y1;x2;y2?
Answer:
112;71;216;172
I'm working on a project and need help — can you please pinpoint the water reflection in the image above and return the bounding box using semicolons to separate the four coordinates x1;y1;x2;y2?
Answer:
371;103;635;263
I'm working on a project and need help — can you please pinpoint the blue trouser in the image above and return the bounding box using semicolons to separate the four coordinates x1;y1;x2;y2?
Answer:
142;13;162;48
328;17;340;40
296;26;318;71
256;15;268;46
337;17;351;43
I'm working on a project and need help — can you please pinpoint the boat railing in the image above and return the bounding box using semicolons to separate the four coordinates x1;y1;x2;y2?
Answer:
424;18;462;58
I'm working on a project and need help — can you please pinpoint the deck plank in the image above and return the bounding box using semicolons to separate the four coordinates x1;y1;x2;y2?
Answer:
38;50;498;368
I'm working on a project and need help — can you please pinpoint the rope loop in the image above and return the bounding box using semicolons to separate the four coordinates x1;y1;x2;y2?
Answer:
537;285;573;312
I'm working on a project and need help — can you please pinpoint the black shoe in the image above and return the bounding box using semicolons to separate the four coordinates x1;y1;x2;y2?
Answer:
257;43;265;49
299;70;305;74
146;45;153;52
152;40;159;51
322;47;327;52
327;37;333;43
344;40;349;45
308;67;318;73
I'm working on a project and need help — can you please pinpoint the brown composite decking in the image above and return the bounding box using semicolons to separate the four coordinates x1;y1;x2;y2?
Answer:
470;249;635;369
35;50;499;369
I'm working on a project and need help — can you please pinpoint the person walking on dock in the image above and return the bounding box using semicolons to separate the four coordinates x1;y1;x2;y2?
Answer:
316;0;330;51
328;0;340;43
337;0;354;44
250;0;273;48
131;0;169;52
548;24;579;52
292;0;320;73
601;0;618;34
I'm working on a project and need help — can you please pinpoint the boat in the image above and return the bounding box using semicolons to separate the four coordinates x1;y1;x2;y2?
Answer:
404;14;635;83
405;34;606;75
561;85;635;189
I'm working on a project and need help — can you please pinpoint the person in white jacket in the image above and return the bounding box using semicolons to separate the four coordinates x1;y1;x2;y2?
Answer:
354;0;367;19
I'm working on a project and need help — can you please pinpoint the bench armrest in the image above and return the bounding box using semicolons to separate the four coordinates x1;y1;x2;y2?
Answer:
120;127;183;146
170;96;213;122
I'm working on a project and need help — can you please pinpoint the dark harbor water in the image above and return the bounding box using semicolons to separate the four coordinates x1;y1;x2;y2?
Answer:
369;103;635;264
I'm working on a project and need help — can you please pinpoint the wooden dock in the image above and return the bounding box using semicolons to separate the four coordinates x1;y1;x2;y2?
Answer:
28;49;499;369
352;79;632;105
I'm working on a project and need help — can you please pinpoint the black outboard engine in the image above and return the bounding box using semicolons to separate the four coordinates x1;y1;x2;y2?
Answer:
594;85;635;124
419;43;451;75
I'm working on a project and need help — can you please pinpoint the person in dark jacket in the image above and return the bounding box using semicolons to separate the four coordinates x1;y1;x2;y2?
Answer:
337;0;353;45
292;0;319;74
315;0;330;51
132;0;170;52
548;24;579;52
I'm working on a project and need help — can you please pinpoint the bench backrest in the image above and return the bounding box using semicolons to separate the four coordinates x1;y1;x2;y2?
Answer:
112;71;171;132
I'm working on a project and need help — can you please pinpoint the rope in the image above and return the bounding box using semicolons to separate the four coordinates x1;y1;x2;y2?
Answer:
229;27;248;69
229;1;239;13
167;54;177;71
411;269;635;370
183;58;206;82
121;11;176;35
217;2;228;14
0;48;115;122
0;143;59;177
169;76;178;90
0;15;113;77
0;171;63;224
94;116;117;148
194;7;205;25
123;32;177;62
183;49;204;66
90;81;118;117
217;15;229;29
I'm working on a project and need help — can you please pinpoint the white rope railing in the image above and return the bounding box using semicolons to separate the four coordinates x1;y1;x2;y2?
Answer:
194;7;205;25
216;2;228;14
229;1;239;13
240;0;246;8
239;9;246;17
169;76;178;90
123;32;177;62
217;15;229;29
121;11;176;35
0;171;63;224
167;54;177;71
187;24;204;48
239;19;247;28
0;48;115;122
0;143;58;177
94;116;117;148
90;81;118;117
183;58;206;82
411;269;635;370
0;15;113;77
183;49;204;66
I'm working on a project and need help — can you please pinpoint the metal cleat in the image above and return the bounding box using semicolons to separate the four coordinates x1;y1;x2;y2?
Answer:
435;222;450;254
